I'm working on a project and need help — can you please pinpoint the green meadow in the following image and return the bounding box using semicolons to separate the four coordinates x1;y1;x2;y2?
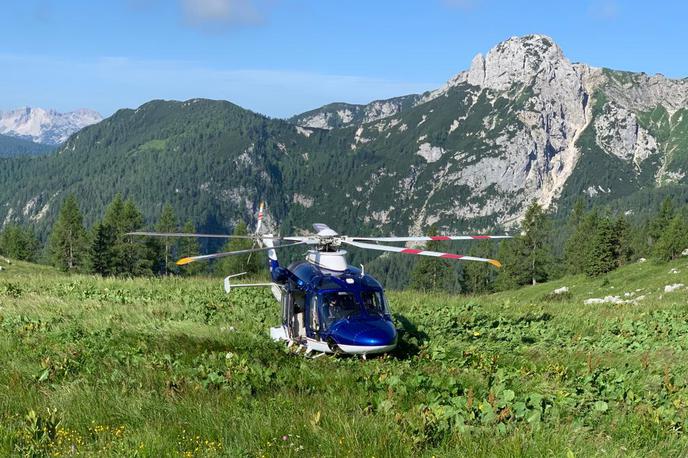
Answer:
1;258;688;457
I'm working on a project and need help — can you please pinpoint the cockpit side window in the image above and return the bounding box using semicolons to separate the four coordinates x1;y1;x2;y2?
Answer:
361;290;389;316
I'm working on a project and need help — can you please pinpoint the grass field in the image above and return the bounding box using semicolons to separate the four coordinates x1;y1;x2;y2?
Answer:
1;258;688;457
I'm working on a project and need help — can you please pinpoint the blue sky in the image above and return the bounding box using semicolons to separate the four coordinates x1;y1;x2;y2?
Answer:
0;0;685;118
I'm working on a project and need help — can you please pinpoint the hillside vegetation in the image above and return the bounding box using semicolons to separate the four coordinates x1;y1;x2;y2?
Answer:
3;36;688;247
0;135;53;158
1;258;688;456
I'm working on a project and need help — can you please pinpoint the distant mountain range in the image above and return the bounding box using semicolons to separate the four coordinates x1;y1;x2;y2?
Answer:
1;35;687;244
0;107;102;145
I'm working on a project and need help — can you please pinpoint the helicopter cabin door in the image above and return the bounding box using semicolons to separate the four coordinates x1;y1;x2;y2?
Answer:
281;290;292;337
284;289;306;339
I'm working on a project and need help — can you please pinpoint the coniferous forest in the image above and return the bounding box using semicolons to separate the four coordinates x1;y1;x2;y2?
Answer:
2;192;686;292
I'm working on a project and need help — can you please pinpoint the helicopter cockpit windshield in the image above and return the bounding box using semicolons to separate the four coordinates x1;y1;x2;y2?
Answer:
361;290;389;316
319;288;390;331
321;292;358;329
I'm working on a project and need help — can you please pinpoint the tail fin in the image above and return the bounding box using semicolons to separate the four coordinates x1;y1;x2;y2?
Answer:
255;201;265;236
255;201;278;264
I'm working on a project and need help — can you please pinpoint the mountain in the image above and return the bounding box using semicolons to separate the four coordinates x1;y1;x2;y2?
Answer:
0;134;54;157
0;107;102;145
1;35;687;244
288;95;422;130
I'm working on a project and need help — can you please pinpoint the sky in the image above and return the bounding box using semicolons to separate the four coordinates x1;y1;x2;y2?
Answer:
0;0;685;118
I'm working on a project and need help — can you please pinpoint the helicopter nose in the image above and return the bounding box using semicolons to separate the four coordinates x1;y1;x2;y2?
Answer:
330;319;397;347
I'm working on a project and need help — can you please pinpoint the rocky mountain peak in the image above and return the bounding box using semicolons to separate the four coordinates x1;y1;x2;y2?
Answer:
0;107;103;145
464;35;569;90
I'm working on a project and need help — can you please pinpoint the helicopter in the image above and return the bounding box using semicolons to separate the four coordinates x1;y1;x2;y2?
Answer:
130;203;510;357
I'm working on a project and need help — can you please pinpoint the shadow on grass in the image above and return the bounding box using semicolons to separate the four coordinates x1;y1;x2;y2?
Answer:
392;313;429;360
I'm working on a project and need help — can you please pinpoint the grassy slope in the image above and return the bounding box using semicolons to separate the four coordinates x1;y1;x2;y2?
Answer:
1;259;688;456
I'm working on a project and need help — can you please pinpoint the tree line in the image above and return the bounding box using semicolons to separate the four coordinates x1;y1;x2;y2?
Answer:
1;194;686;291
0;193;262;277
409;197;688;294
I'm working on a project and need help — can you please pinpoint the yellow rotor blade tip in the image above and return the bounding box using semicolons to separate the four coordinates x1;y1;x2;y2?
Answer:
176;257;194;266
488;259;502;268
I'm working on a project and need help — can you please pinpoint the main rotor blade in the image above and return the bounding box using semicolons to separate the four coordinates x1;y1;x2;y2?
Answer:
176;241;306;265
342;239;503;268
129;231;245;239
127;231;288;240
349;235;512;242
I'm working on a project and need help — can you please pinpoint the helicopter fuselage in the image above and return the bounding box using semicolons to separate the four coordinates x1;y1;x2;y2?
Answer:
268;258;397;356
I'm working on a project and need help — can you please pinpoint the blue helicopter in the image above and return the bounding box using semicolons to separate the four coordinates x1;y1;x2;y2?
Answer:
131;204;509;357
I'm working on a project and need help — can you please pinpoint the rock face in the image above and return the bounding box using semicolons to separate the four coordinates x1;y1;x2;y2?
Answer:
291;34;688;230
0;107;102;145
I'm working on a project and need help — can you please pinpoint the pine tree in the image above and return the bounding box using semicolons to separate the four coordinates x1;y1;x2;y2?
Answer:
216;221;262;276
653;214;688;261
585;216;617;277
409;226;453;292
48;194;89;272
156;203;177;275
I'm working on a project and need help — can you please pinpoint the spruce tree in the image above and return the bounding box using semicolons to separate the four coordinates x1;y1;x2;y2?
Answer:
520;202;553;285
566;209;599;275
90;222;116;276
48;194;89;272
409;226;452;292
648;197;674;246
585;216;617;277
495;238;525;291
95;195;153;276
613;214;633;266
120;199;153;276
564;200;589;274
653;214;688;261
0;224;39;262
495;202;552;289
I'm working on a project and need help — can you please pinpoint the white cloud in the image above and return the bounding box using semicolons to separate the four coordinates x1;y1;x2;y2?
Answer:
588;0;619;20
181;0;265;28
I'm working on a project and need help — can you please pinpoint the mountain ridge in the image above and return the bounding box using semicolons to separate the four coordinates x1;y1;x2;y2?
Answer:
1;34;687;246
